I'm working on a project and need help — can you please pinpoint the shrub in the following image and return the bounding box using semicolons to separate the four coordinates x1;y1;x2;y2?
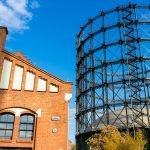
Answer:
87;126;147;150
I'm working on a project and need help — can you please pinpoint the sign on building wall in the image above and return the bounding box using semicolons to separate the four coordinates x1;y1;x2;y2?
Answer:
51;116;61;121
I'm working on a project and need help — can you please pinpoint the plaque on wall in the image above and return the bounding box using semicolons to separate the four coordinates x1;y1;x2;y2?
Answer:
51;116;60;121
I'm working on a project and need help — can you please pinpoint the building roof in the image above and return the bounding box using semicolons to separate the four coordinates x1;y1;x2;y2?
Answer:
2;49;73;85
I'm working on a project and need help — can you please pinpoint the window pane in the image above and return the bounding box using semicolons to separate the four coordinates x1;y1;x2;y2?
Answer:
26;131;32;138
27;125;33;130
19;131;26;138
0;115;7;122
6;123;13;129
5;130;12;137
0;123;6;129
20;124;26;130
0;130;5;137
7;115;14;122
21;115;28;123
27;116;34;123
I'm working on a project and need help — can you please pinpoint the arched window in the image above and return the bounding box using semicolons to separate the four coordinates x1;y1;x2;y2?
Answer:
0;113;15;139
19;114;35;139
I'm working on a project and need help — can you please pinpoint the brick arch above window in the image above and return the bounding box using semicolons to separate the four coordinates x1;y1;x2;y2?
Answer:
19;113;35;119
0;110;16;115
0;107;41;118
0;107;36;116
6;108;34;117
0;112;15;117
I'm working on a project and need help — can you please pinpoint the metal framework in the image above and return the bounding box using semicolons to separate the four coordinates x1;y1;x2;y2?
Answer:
76;4;150;149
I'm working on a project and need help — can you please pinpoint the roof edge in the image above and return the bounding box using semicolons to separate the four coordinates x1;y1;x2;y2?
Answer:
2;49;72;84
64;82;73;85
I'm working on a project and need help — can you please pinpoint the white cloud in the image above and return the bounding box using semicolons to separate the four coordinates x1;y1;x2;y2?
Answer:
30;1;40;9
7;0;32;17
0;0;40;32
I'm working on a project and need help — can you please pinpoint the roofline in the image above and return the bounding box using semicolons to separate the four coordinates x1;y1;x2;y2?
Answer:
2;49;73;85
64;82;73;85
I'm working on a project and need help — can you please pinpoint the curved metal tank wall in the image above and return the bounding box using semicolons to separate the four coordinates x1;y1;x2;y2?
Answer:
76;4;150;150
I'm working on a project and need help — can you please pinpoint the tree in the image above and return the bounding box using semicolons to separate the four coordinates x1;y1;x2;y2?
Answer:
87;126;147;150
68;139;76;150
71;144;76;150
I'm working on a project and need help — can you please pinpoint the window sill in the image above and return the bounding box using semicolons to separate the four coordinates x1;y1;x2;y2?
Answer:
49;91;59;93
37;90;46;92
0;89;8;90
0;139;12;143
16;139;33;143
12;89;22;91
24;90;34;92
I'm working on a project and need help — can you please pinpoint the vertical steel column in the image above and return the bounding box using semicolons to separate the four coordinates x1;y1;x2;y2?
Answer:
111;64;115;110
102;12;109;125
76;34;80;133
81;26;88;131
80;26;85;131
89;19;95;129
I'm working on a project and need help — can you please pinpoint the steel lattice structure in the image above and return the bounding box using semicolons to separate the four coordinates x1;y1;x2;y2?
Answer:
76;4;150;149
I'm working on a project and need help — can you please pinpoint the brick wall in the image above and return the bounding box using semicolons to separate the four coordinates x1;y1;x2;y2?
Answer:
0;27;73;150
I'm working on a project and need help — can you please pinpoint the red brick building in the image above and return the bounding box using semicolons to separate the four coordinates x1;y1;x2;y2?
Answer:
0;27;73;150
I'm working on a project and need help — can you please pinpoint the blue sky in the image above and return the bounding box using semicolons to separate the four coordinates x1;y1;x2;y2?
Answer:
0;0;149;143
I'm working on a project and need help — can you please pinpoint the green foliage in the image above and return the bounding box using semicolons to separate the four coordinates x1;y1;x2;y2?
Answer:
86;126;147;150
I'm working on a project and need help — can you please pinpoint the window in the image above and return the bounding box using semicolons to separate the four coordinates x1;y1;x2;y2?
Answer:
12;65;24;90
25;71;35;91
0;59;12;89
19;114;35;139
49;84;59;93
37;78;47;92
0;113;15;139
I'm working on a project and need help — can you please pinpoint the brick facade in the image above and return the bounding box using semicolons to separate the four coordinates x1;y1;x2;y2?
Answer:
0;27;73;150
